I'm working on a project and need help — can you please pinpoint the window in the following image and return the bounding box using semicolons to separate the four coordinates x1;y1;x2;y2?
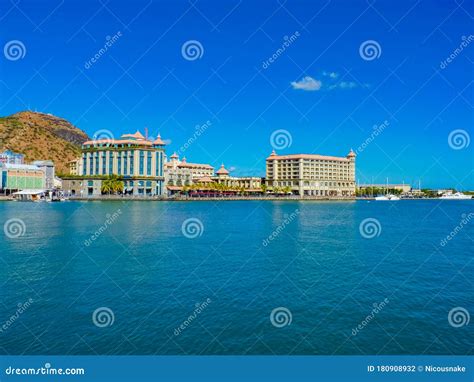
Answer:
109;151;113;174
147;151;152;176
102;152;106;174
139;151;144;175
94;152;99;175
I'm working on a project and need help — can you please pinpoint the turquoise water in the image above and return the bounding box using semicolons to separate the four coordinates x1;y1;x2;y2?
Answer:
0;200;472;355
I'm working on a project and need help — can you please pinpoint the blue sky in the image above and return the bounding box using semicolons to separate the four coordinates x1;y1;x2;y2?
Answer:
1;0;473;189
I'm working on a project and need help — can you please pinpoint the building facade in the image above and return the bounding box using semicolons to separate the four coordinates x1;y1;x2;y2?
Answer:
68;158;83;176
63;131;166;197
165;153;214;190
265;150;356;196
32;160;55;189
0;150;24;165
213;164;262;191
357;183;411;193
0;163;45;193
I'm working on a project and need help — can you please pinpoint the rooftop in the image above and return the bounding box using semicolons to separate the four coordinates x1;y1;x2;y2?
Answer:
267;151;353;162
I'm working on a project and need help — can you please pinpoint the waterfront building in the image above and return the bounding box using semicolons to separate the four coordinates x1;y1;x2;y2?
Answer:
0;150;24;165
265;150;356;196
0;163;45;193
32;160;55;189
68;158;83;176
357;183;411;194
62;131;166;197
165;153;214;193
213;164;262;191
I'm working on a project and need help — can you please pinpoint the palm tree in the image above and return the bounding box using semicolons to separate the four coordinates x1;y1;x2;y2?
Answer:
101;175;124;195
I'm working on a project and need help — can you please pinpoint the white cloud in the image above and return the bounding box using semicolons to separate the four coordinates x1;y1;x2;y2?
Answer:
291;76;322;91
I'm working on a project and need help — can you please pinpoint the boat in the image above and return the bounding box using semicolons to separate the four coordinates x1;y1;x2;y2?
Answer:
375;178;400;201
375;194;400;201
439;192;472;200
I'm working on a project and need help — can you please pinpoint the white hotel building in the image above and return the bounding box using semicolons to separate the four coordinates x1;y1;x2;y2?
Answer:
265;149;356;197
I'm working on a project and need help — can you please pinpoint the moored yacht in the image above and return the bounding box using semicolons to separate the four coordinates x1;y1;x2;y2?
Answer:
439;192;472;200
375;194;400;201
